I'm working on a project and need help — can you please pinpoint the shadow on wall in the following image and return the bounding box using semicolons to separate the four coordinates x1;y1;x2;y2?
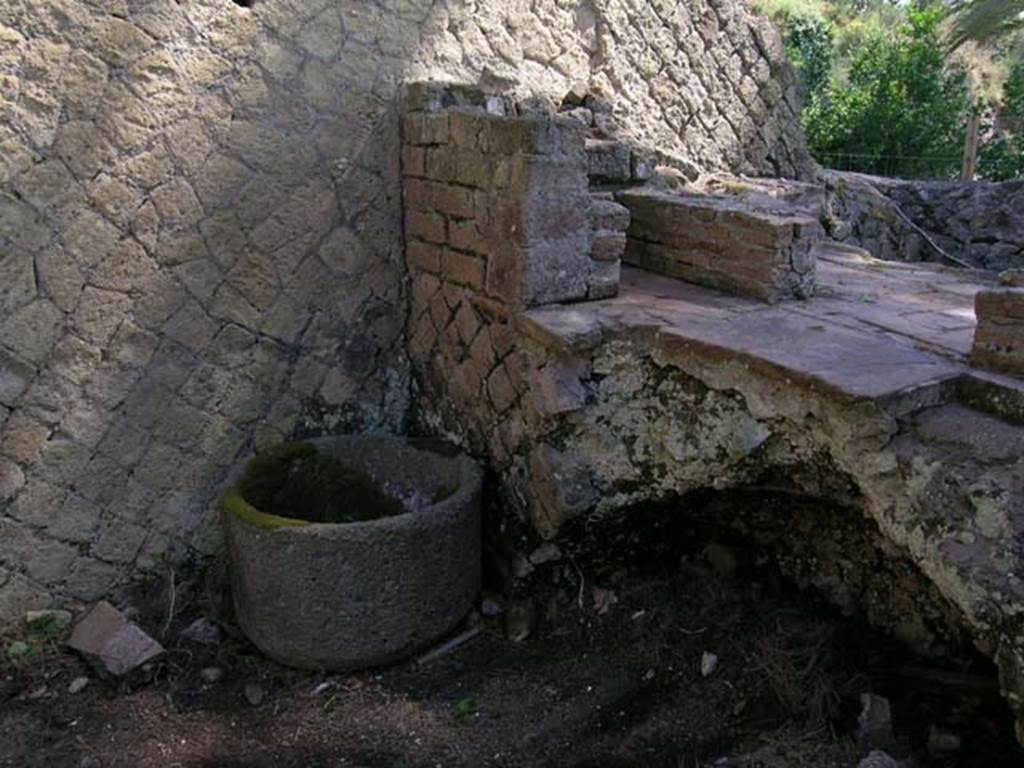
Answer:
0;0;810;620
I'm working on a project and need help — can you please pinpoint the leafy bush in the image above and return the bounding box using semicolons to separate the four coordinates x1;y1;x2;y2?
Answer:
803;8;970;178
1007;57;1024;113
786;13;836;99
979;59;1024;179
759;0;1024;178
755;0;835;99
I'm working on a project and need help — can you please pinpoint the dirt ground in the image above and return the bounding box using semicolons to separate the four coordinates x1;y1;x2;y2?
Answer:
1;556;1021;768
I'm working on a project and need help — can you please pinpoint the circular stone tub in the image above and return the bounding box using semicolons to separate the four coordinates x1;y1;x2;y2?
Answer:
221;435;482;670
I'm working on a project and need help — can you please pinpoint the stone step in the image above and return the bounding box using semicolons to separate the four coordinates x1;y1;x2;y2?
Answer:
615;186;824;303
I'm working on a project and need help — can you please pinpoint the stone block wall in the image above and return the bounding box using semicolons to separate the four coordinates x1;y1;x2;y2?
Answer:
824;172;1024;270
0;0;415;620
0;0;810;622
617;189;819;301
588;194;630;298
881;178;1024;270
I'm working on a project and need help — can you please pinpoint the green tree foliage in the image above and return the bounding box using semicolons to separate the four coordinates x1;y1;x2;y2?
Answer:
786;14;835;99
753;0;836;98
802;8;971;178
1006;56;1024;111
978;59;1024;178
757;0;1024;178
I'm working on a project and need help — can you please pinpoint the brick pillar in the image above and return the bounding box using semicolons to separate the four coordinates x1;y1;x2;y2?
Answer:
402;81;615;457
402;82;597;312
972;275;1024;376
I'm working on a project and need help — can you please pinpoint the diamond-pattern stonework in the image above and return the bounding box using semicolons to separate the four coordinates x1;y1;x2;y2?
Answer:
1;0;812;622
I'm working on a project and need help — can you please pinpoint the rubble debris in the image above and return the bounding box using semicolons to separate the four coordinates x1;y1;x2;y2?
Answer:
68;676;89;694
504;601;536;642
700;651;719;678
177;617;221;647
66;601;164;678
858;693;895;750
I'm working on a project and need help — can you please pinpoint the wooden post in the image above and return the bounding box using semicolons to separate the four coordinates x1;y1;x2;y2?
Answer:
961;112;980;181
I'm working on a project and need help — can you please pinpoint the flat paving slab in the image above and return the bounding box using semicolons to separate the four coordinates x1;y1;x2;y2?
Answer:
526;243;1009;405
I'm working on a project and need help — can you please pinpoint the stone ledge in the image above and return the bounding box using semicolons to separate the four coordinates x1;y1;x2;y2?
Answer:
586;138;632;183
616;188;819;302
956;370;1024;427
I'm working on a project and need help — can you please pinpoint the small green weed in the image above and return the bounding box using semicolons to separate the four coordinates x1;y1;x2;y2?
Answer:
4;612;73;665
451;696;476;724
27;612;72;637
6;640;38;661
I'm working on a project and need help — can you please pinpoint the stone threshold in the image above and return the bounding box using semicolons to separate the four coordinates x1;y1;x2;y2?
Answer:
521;248;1020;420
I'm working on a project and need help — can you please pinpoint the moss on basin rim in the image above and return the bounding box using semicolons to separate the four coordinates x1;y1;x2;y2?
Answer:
221;441;405;527
220;487;309;531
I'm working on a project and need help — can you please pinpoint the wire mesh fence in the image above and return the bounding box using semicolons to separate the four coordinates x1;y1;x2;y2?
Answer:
815;113;1024;180
816;151;965;178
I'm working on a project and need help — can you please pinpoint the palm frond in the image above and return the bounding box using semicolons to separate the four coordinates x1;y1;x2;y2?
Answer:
946;0;1024;49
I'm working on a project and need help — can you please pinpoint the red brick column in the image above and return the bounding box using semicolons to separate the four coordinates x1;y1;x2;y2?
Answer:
402;82;611;457
972;275;1024;375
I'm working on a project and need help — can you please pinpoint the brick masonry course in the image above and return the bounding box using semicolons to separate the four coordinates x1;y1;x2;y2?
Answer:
617;188;820;302
973;287;1024;375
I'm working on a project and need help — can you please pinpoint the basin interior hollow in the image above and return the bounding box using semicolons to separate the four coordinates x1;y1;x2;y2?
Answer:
231;441;457;525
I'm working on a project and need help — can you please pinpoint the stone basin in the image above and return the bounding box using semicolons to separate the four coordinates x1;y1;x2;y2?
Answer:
221;435;483;670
